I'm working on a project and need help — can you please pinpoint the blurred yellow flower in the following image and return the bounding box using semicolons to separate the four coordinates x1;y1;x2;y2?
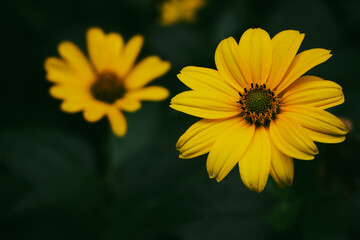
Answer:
159;0;206;26
171;28;348;192
45;28;171;137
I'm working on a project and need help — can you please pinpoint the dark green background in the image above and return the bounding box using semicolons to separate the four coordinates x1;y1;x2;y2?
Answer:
1;0;360;239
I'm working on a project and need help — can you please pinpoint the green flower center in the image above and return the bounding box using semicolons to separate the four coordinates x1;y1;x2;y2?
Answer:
91;71;126;104
245;89;273;115
238;83;280;126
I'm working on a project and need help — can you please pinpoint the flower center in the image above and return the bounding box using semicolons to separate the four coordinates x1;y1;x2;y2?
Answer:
238;83;280;126
91;71;126;104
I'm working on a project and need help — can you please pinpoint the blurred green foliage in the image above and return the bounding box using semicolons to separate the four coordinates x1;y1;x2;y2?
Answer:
1;0;360;239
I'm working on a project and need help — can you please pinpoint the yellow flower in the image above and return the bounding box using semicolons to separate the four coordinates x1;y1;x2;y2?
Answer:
170;28;348;193
45;28;171;137
159;0;206;26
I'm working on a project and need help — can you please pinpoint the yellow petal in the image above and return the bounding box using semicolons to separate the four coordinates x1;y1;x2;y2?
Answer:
282;105;348;143
238;28;272;85
87;28;106;71
126;86;169;101
302;129;346;144
49;85;85;100
114;97;142;112
214;37;248;89
44;57;91;86
170;90;239;119
115;35;144;78
267;30;304;90
269;115;318;160
177;117;241;159
238;126;271;193
282;76;344;109
83;101;108;122
124;56;170;90
87;28;124;73
178;66;238;98
107;107;127;137
60;100;85;113
58;41;94;81
275;48;332;93
269;142;294;187
207;119;255;181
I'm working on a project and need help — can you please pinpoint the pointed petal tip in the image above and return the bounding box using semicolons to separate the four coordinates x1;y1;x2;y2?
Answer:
286;178;293;186
207;167;215;179
323;49;333;58
308;155;315;160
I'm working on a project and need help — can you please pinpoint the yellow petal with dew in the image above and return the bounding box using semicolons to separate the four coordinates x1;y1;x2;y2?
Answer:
124;56;170;90
269;116;317;160
58;41;94;81
87;28;124;73
125;86;169;101
107;107;127;137
282;76;344;109
269;142;294;187
238;28;272;85
177;117;241;159
275;48;332;93
215;37;248;90
238;126;271;193
178;66;238;98
170;90;239;119
281;105;348;143
207;119;255;181
115;35;144;78
267;30;304;90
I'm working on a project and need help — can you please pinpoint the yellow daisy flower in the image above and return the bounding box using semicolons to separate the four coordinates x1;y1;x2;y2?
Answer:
159;0;206;26
45;28;171;137
170;28;348;193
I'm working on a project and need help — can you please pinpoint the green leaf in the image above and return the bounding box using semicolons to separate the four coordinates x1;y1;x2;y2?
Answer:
266;178;295;199
0;127;95;184
265;199;302;232
0;127;98;212
109;103;162;169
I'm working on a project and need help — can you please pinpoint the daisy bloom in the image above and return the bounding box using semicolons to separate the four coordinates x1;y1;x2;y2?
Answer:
45;28;171;137
159;0;206;26
170;28;348;193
